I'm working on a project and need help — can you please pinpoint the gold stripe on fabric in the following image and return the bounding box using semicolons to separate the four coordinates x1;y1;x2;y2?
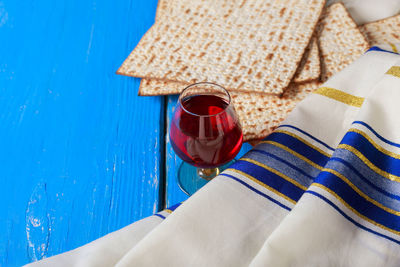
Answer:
314;87;364;108
240;158;307;191
337;144;400;182
312;183;400;236
386;66;400;78
349;128;400;160
164;209;172;214
389;42;399;54
261;140;323;170
324;168;400;216
228;168;297;204
274;129;332;158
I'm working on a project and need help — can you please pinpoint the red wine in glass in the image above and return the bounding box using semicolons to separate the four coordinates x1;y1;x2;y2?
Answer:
169;82;243;194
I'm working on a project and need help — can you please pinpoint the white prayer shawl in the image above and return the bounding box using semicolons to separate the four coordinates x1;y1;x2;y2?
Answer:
250;46;400;266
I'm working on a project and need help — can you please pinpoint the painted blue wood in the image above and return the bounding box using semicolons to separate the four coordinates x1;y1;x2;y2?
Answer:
165;96;191;207
165;95;253;206
0;0;163;265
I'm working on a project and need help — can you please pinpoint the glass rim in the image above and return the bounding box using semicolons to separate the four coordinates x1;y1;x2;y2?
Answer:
178;82;232;118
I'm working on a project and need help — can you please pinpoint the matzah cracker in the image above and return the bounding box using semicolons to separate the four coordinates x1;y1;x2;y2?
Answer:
359;14;400;46
117;0;325;94
317;3;370;81
293;37;321;83
139;79;322;141
155;0;321;84
154;0;174;22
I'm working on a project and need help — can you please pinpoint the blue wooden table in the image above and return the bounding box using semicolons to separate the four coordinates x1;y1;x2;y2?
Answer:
0;1;251;265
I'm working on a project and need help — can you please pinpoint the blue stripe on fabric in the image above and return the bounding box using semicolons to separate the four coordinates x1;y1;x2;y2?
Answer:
267;131;330;167
315;171;400;232
341;131;400;176
366;46;398;55
251;149;315;181
353;121;400;149
167;203;181;211
154;214;166;220
334;149;400;196
256;142;322;179
220;173;291;211
276;124;335;151
305;190;400;246
231;160;305;202
329;157;400;202
244;150;313;187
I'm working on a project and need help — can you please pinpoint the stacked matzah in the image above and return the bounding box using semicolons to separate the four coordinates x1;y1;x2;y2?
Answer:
118;1;376;141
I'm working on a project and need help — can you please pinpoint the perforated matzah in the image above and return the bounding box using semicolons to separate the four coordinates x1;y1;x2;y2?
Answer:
293;36;321;83
317;3;370;81
155;0;321;84
117;0;325;94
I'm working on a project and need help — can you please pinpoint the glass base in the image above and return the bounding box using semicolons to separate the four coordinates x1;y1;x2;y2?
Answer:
177;160;235;196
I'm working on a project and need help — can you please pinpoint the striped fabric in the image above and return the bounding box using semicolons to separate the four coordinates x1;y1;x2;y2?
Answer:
226;120;400;245
249;47;400;266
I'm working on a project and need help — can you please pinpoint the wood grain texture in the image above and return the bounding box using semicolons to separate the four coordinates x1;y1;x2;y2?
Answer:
165;96;253;207
165;96;189;206
0;0;163;265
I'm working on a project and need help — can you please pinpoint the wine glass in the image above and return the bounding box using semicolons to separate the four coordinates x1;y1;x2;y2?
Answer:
169;82;243;195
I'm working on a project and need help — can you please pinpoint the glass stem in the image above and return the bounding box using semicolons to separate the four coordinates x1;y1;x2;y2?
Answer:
197;167;220;180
